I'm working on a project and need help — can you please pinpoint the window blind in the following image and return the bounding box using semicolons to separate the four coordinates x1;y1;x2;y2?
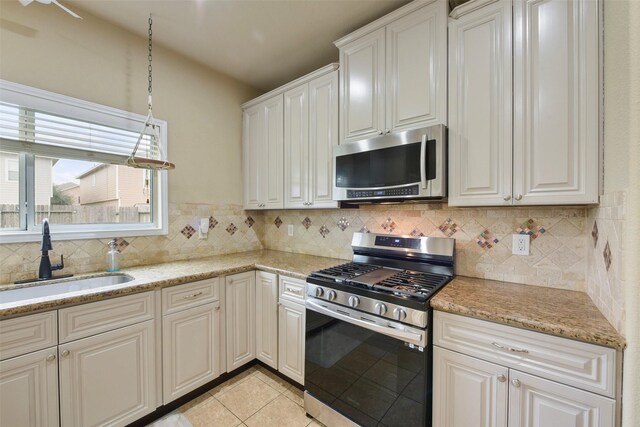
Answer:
0;80;166;164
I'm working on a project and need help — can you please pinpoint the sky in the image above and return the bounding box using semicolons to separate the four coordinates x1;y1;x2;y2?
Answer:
51;159;97;185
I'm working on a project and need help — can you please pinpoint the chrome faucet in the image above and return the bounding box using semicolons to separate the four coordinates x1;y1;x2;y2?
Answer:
38;218;65;280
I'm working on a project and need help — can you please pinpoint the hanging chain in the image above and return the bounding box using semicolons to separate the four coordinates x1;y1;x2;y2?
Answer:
147;15;153;96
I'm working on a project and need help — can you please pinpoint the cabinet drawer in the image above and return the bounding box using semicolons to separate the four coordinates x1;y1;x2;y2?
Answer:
59;292;154;343
162;278;219;315
433;311;617;398
0;312;57;361
279;276;306;303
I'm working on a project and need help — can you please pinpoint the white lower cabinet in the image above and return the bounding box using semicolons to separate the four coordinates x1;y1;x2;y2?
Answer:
277;298;305;385
255;271;279;369
225;271;256;372
162;302;221;403
59;320;156;427
433;311;619;427
0;347;59;427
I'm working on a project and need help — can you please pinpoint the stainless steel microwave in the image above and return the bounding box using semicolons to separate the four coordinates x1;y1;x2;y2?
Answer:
333;125;447;202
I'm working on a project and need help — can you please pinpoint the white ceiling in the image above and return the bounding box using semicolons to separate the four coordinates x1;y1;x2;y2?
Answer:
66;0;410;92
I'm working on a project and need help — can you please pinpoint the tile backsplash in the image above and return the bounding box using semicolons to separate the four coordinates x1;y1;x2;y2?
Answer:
586;191;626;333
0;203;262;284
259;204;588;292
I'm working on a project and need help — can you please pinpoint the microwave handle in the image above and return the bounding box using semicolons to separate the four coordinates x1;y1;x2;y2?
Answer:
420;134;427;190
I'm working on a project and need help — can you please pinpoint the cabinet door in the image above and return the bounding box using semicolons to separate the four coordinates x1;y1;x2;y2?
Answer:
255;271;278;369
433;346;508;427
509;370;615;427
162;302;221;404
0;347;59;427
448;0;513;207
340;27;386;143
225;272;256;372
277;298;305;385
59;321;156;427
513;0;600;205
243;104;262;209
262;95;284;209
308;70;339;208
386;1;447;131
284;84;309;209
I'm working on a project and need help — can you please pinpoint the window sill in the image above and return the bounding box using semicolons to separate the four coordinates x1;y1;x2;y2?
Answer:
0;224;168;244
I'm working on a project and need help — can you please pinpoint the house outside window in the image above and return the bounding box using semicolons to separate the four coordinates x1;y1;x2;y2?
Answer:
0;80;168;242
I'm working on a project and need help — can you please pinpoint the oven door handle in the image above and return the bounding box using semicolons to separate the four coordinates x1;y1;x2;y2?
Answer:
305;299;425;347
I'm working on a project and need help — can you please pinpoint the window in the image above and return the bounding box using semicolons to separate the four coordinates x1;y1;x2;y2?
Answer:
0;80;168;242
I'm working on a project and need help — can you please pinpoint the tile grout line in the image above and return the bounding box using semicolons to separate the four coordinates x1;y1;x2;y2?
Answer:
214;375;283;423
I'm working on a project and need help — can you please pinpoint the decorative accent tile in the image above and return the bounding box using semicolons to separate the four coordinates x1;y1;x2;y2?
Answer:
226;223;238;236
181;225;196;239
274;216;283;228
382;217;396;233
603;241;612;271
591;221;598;248
319;225;330;238
302;217;312;230
208;216;218;230
476;230;499;249
516;219;546;240
245;216;255;228
359;226;370;234
410;228;425;237
113;237;129;252
439;218;460;237
337;217;350;231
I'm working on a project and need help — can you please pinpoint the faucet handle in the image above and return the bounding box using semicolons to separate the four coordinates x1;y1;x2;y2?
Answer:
52;254;64;271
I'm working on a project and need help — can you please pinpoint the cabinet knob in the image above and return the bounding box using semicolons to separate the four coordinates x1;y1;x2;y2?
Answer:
378;130;384;135
61;350;70;357
497;374;506;383
511;379;521;388
385;129;390;134
515;194;523;201
46;354;56;362
503;195;511;201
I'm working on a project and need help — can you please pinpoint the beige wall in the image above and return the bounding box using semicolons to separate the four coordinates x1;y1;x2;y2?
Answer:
0;1;261;205
117;166;148;207
79;165;116;205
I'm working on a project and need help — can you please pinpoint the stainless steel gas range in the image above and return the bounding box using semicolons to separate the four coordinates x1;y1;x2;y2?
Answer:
303;232;455;427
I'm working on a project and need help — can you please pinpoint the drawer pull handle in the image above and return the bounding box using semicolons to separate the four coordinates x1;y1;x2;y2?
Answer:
286;287;300;294
497;374;506;383
492;342;529;354
183;291;204;300
46;354;56;362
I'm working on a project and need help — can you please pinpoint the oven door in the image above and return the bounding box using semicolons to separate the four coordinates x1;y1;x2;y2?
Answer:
305;299;431;427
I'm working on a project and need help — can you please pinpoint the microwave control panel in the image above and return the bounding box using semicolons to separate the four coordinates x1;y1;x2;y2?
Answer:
347;185;419;199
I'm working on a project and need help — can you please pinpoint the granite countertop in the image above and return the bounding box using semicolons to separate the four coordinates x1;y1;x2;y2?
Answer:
0;250;344;319
431;276;626;350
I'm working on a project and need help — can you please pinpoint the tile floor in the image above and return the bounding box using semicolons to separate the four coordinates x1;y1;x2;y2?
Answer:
148;365;325;427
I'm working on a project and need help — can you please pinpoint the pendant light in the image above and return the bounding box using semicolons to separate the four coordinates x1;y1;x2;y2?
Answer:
127;14;175;170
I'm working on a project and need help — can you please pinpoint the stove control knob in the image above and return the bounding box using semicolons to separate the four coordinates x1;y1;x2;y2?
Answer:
374;303;387;316
314;287;324;298
348;296;360;308
327;290;337;301
393;307;407;321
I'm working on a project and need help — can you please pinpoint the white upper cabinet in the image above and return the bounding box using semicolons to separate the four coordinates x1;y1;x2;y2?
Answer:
336;0;447;144
284;70;339;209
513;0;600;205
448;0;513;206
243;94;284;210
448;0;601;206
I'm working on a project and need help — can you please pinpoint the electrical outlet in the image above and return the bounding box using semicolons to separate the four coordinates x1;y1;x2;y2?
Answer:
288;224;294;236
512;234;530;256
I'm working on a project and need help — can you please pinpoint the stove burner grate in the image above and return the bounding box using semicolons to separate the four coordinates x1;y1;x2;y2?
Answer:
311;262;380;282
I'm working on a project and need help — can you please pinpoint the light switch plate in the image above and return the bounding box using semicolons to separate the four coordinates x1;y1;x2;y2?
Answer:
288;224;294;236
512;234;530;256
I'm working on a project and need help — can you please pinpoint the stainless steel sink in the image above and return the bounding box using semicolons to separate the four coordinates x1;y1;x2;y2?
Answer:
0;274;135;304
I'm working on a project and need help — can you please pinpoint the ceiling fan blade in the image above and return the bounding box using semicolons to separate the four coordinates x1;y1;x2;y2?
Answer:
18;0;34;6
51;0;82;19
